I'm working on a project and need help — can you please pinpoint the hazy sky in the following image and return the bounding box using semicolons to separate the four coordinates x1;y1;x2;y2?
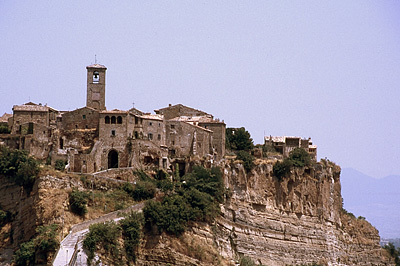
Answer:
1;1;399;178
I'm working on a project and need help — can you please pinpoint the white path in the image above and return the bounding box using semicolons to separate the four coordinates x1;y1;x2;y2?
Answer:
52;202;144;266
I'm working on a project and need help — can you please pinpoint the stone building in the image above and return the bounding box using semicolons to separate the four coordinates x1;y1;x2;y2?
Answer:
264;136;317;160
0;64;226;175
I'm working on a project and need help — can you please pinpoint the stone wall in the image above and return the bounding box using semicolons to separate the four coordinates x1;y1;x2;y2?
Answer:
61;107;99;131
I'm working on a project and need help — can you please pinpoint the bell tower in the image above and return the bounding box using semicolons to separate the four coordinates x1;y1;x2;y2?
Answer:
86;64;107;111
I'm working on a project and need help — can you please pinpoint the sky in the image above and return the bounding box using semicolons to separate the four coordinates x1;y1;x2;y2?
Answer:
0;1;399;179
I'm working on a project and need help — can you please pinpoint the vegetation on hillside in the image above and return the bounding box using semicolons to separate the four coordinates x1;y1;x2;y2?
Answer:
143;165;224;236
13;224;59;266
69;189;89;216
0;146;40;191
273;147;312;180
83;212;144;265
226;127;254;151
384;242;400;266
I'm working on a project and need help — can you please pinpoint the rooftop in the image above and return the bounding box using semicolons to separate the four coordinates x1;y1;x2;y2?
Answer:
86;64;107;69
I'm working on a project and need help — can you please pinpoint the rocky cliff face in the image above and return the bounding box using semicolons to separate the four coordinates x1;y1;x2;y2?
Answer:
137;159;392;266
0;160;392;266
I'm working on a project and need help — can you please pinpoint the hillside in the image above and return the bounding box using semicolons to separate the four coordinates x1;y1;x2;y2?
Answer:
0;158;394;265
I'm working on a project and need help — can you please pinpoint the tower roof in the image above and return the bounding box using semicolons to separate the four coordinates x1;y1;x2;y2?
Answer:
86;64;107;69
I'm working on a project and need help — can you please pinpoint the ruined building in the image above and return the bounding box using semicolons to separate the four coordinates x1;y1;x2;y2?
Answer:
0;64;226;174
264;135;317;160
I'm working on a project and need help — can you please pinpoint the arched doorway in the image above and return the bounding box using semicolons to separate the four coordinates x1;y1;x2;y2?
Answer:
108;149;119;169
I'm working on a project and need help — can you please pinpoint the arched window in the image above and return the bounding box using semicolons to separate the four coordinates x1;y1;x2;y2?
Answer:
93;71;100;83
105;116;110;124
117;116;122;124
111;116;116;124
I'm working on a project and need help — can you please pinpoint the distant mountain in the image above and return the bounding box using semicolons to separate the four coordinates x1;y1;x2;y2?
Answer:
341;168;400;239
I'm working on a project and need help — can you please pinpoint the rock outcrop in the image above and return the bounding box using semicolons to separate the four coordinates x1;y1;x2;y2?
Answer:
137;159;392;266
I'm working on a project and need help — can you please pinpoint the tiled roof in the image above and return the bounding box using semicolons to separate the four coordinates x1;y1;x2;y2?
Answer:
141;114;163;121
13;104;49;112
86;64;107;69
100;109;127;114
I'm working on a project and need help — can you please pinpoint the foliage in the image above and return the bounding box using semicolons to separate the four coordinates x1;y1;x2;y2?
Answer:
54;159;66;171
143;166;224;236
0;146;40;191
69;189;89;216
341;207;356;219
236;150;254;173
120;212;144;262
384;242;400;266
239;256;257;266
183;166;224;203
226;127;254;151
13;240;36;266
0;124;10;134
83;221;121;264
273;159;293;180
288;147;311;167
156;178;174;192
272;148;312;180
13;224;59;266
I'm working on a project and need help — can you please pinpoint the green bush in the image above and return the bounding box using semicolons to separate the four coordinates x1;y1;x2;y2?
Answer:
143;166;224;236
236;150;254;173
13;240;35;266
273;148;312;180
226;127;254;151
131;180;156;201
273;159;293;180
0;146;39;191
156;178;174;192
69;189;89;216
0;124;10;134
54;159;66;171
83;221;121;264
239;256;256;266
120;212;144;262
13;224;59;266
288;147;311;167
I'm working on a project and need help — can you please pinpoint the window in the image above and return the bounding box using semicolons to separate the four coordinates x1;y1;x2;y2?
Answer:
93;71;100;83
111;116;116;124
105;116;110;124
172;140;175;145
111;130;116;136
149;122;153;126
171;125;175;129
117;116;122;124
148;133;153;140
134;131;138;139
135;117;139;124
83;115;86;119
158;134;161;141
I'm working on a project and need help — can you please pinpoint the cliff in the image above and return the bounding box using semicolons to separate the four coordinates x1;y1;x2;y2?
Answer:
136;159;392;266
0;160;393;265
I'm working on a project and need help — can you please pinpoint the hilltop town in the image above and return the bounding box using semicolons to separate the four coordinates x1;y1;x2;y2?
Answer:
0;64;316;175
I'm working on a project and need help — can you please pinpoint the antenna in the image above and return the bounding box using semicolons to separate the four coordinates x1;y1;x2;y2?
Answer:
132;102;135;108
95;54;97;64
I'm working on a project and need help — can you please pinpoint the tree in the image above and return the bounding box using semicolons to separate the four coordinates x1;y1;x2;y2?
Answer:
236;150;255;173
288;147;311;167
226;127;253;151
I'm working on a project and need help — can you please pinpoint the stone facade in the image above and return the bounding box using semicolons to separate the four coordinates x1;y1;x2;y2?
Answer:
0;64;226;174
265;135;317;160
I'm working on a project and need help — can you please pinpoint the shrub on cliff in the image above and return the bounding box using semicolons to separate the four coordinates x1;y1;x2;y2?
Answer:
120;212;144;262
273;159;293;180
69;189;89;216
13;224;59;266
288;147;311;167
226;127;254;151
236;150;255;173
83;221;122;264
143;166;224;236
0;124;10;134
0;146;39;191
